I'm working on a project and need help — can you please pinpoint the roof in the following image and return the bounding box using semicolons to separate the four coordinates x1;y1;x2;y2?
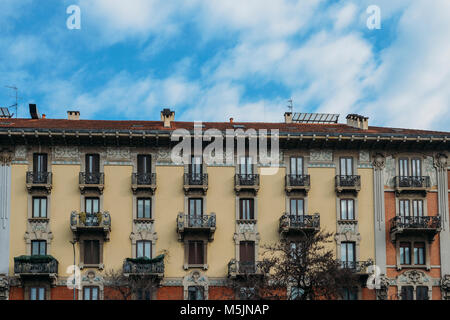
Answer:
0;118;448;137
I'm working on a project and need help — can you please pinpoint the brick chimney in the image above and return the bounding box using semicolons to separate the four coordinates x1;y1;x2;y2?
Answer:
346;114;369;130
161;108;175;128
67;111;80;120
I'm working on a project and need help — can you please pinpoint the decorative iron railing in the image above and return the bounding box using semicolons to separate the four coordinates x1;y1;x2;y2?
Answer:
286;174;310;188
177;213;216;230
26;171;52;185
394;176;430;189
235;174;260;186
279;214;320;232
123;256;164;275
79;172;104;185
132;172;156;186
14;255;58;275
184;173;208;186
335;175;361;188
228;260;263;276
70;211;111;229
390;215;441;231
340;260;373;273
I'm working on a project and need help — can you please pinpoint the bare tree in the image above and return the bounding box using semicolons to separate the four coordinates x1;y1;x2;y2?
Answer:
261;230;361;300
104;268;161;300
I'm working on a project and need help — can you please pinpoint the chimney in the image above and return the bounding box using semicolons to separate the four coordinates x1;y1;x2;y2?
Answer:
230;117;234;123
284;112;293;124
161;108;175;128
67;111;80;120
346;114;368;130
29;104;40;119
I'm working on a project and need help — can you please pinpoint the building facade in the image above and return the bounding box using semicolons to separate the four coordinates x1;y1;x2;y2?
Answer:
0;108;448;300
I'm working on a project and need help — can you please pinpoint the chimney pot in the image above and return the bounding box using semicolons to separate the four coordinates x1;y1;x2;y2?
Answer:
67;111;80;120
230;118;233;123
160;108;175;128
346;114;368;130
284;112;293;124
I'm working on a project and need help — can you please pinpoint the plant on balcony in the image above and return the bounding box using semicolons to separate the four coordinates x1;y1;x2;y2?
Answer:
79;212;87;224
96;212;103;224
14;255;56;263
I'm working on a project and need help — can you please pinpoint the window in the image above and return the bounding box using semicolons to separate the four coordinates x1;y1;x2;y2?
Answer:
190;156;202;176
85;197;100;214
414;242;425;265
290;199;304;216
31;240;47;256
399;158;409;177
400;242;411;265
137;198;151;219
239;157;253;175
340;242;355;268
239;199;254;220
84;240;100;265
239;241;255;263
83;286;99;300
137;240;152;259
136;289;151;300
290;157;303;175
188;241;204;265
342;288;358;300
188;198;203;227
401;286;414;300
85;154;100;173
411;159;421;177
416;286;429;300
30;287;45;300
137;155;151;174
33;153;48;173
290;287;304;300
340;199;355;220
399;199;410;221
188;286;204;300
411;200;423;217
240;287;256;300
32;197;47;218
340;157;353;176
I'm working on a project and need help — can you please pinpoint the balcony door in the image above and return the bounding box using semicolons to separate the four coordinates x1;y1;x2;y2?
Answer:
85;154;100;184
190;155;203;184
340;157;353;176
411;159;421;177
340;242;355;268
239;241;255;273
290;157;303;176
290;199;304;225
399;158;409;177
137;155;152;184
240;157;253;175
188;198;203;227
33;153;48;183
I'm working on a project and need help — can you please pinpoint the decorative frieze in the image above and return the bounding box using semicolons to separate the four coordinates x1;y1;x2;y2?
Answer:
310;150;333;162
359;150;370;163
106;147;130;160
14;146;27;160
183;271;209;300
54;146;79;159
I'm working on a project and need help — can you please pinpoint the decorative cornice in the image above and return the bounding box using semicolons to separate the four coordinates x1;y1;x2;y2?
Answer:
434;153;448;170
372;153;385;170
0;149;13;165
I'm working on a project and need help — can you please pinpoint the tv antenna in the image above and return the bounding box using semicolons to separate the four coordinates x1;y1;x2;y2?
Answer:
287;99;293;113
4;85;19;118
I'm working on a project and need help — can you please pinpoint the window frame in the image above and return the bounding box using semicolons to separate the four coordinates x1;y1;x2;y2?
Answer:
30;287;46;301
290;157;304;176
137;198;152;219
83;239;100;265
136;240;152;259
239;198;255;220
32;197;47;218
188;241;204;265
340;199;355;220
83;286;99;300
31;240;47;256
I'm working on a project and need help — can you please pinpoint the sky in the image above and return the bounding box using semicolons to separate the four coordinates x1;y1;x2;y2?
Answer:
0;0;449;131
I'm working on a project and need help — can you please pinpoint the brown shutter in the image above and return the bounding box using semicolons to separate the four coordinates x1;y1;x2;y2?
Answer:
197;242;204;264
188;241;196;264
137;155;151;173
240;241;255;263
92;240;100;264
249;199;254;219
84;240;92;264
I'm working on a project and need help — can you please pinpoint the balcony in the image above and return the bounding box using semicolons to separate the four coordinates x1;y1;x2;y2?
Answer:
177;213;216;241
285;174;310;195
26;172;52;194
390;216;441;241
235;174;260;195
14;255;58;279
131;173;157;194
340;260;373;275
335;175;361;193
79;172;104;194
183;173;208;195
70;211;111;240
279;214;320;236
228;260;264;278
123;255;164;278
394;176;431;194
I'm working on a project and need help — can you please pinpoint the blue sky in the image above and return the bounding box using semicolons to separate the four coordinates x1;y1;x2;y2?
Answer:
0;0;449;131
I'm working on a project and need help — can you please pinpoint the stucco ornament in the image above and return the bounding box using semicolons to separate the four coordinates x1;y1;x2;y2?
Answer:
0;275;9;300
372;153;385;170
14;145;27;159
0;149;13;165
183;271;209;300
384;156;395;187
434;153;448;170
106;147;130;159
397;270;430;285
423;156;437;186
310;150;333;162
359;150;370;163
376;275;390;300
54;146;79;159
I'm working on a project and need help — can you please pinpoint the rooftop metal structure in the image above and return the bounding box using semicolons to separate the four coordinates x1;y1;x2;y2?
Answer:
292;112;339;124
0;107;13;118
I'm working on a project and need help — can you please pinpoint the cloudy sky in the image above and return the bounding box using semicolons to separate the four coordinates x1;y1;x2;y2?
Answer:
0;0;449;131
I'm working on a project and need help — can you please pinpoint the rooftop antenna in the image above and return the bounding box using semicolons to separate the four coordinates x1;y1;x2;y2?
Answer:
287;98;293;113
4;85;19;118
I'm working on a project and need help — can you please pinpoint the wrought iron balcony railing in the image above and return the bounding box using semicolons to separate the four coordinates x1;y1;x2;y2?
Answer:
235;174;260;195
286;174;310;187
279;213;320;234
340;260;373;274
335;175;361;192
228;260;264;277
184;173;208;186
131;173;156;194
390;216;441;232
14;255;58;276
26;172;52;193
176;213;216;240
394;176;430;190
70;211;111;240
79;172;104;194
123;255;164;277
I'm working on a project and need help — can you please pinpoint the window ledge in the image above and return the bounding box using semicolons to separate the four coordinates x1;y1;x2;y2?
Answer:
183;264;208;271
79;263;104;270
397;264;429;271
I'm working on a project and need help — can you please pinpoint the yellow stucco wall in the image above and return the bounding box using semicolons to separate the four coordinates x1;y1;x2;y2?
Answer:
358;168;375;261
